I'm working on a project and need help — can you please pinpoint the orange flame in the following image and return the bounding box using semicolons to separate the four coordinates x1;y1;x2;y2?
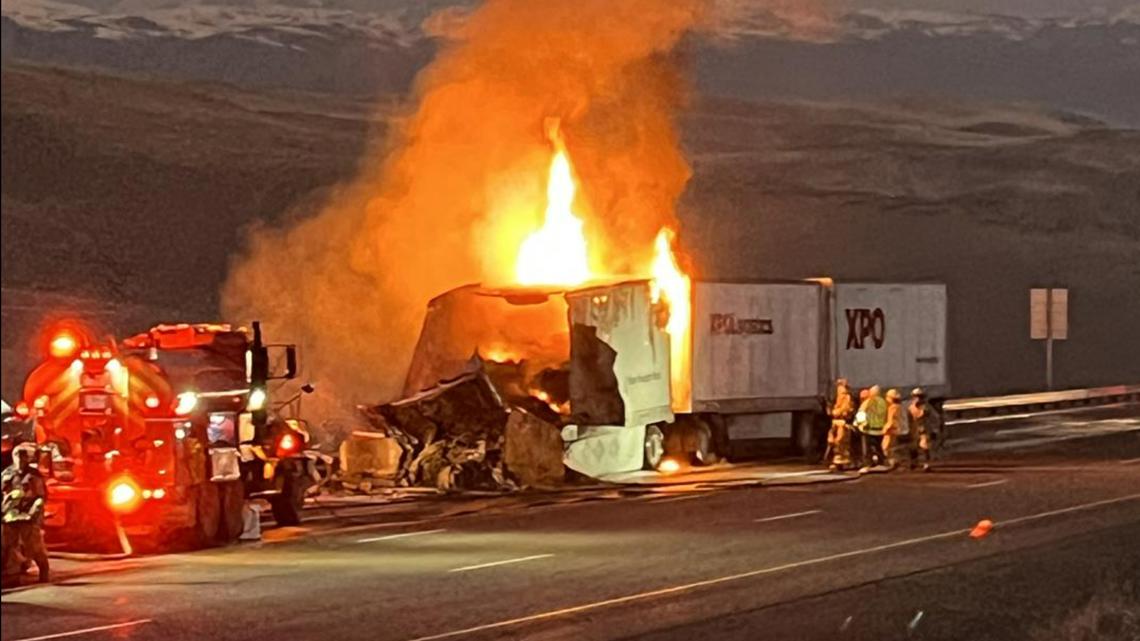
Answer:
515;122;591;286
650;228;692;412
512;127;692;411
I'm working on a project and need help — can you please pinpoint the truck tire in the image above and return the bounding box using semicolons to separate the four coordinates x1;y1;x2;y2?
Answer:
270;464;307;527
691;419;717;466
217;480;245;544
643;424;665;470
192;481;222;547
706;414;734;461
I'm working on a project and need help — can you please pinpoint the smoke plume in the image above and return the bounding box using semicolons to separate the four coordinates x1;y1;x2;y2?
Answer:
222;0;705;425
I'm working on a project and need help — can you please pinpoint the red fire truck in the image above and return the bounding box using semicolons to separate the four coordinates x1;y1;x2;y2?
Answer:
19;321;314;550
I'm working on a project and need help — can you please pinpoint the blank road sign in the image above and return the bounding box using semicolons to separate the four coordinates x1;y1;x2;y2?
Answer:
1030;288;1068;340
1050;288;1068;340
1030;288;1048;339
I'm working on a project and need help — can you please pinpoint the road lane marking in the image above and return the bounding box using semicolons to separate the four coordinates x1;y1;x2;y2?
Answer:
407;492;1140;641
648;494;707;504
997;493;1140;527
10;619;153;641
966;479;1009;489
356;528;446;544
1120;457;1140;465
448;554;554;573
908;611;925;631
755;510;821;523
311;519;425;537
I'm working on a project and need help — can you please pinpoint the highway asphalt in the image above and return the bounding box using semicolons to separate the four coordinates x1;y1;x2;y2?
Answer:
2;404;1138;641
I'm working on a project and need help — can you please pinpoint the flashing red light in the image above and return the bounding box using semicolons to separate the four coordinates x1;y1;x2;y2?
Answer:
144;394;161;410
49;333;79;359
277;432;300;456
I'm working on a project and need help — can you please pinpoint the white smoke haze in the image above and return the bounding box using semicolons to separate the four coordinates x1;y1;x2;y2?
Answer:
221;0;708;428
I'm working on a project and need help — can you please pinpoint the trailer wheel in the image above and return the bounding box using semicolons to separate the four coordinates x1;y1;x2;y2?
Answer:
643;424;665;470
217;480;245;544
270;463;307;527
691;419;717;466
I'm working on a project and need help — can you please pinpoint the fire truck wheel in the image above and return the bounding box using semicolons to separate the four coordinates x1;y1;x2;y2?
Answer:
217;480;245;544
192;481;222;547
270;465;307;527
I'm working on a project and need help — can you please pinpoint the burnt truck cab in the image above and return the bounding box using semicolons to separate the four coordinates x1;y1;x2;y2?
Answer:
406;279;674;480
24;321;312;550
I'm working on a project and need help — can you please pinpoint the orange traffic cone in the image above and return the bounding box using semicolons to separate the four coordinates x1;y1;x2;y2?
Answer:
970;519;994;539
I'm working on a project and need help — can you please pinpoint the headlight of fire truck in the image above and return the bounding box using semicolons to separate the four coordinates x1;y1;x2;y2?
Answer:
246;388;267;412
106;475;143;514
174;391;198;416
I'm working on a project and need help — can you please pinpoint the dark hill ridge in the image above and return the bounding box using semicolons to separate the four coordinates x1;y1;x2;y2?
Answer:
2;64;1138;399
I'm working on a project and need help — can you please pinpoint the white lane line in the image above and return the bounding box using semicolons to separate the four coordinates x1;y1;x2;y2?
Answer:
407;492;1140;641
311;519;425;537
10;619;153;641
755;509;821;523
648;494;707;504
998;492;1140;527
448;554;554;573
356;528;446;544
967;479;1009;489
1120;457;1140;465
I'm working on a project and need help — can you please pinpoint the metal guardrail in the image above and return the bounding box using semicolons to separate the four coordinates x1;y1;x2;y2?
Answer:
944;384;1140;420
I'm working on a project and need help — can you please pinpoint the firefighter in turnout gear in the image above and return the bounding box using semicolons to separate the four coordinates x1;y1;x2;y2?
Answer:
827;379;855;471
2;443;50;583
858;385;888;471
908;388;935;471
882;389;904;469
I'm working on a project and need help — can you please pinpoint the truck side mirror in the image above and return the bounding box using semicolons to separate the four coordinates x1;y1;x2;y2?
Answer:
284;346;298;380
249;346;270;387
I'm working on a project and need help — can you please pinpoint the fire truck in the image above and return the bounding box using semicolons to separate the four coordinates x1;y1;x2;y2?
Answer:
19;321;314;550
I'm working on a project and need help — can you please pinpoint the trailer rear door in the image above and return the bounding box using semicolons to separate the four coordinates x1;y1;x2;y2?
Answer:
832;283;948;396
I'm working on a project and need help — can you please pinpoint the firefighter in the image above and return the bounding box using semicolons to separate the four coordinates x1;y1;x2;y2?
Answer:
881;388;904;469
826;378;855;471
858;385;888;471
2;443;49;583
907;388;935;471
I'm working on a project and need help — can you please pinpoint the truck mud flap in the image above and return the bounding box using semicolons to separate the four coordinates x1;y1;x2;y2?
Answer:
563;424;646;479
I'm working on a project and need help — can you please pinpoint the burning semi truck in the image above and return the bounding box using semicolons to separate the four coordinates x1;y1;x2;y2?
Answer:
392;120;948;479
16;322;315;549
404;278;948;478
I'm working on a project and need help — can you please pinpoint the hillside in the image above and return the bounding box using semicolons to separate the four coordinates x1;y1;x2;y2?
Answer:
4;0;1139;125
2;63;1138;399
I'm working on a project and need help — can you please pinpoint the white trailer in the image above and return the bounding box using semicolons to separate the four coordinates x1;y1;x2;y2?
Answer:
661;280;949;466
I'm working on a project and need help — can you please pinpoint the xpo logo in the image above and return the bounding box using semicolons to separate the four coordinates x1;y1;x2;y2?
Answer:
710;313;774;336
846;308;886;349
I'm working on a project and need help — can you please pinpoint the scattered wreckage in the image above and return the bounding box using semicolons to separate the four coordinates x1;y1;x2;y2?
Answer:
342;279;671;492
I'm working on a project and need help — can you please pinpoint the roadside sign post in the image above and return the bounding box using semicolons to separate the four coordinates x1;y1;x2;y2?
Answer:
1030;288;1068;390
